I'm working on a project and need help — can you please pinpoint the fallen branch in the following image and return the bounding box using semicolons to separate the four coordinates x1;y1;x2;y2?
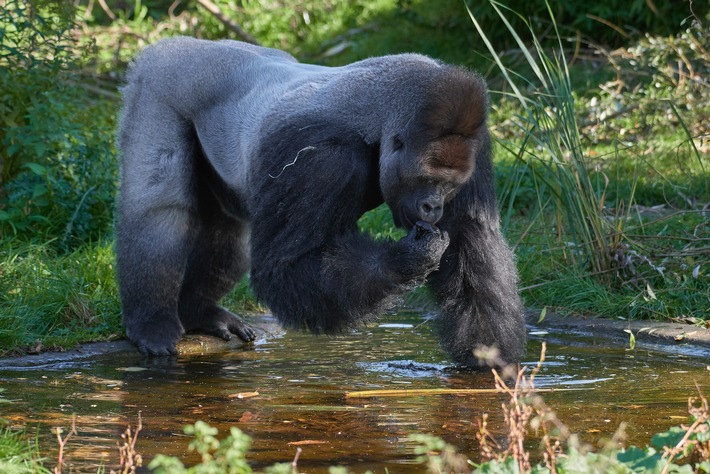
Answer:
345;387;585;399
195;0;259;45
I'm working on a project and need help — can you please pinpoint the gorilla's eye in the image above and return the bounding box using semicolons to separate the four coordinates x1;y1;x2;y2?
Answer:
392;136;404;151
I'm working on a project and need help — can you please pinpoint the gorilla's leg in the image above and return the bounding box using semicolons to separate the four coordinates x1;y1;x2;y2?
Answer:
117;210;196;356
430;218;526;367
177;214;256;342
117;89;202;356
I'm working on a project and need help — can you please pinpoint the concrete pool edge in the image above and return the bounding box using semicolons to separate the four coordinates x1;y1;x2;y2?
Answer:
527;310;710;357
1;311;709;368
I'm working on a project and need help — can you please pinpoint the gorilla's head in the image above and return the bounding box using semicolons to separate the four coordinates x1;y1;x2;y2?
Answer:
379;67;489;229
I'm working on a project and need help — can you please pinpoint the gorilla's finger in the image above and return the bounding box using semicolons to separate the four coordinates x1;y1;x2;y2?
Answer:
232;325;256;342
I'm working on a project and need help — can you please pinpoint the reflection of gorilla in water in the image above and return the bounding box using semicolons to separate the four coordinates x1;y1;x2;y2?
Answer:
116;37;525;366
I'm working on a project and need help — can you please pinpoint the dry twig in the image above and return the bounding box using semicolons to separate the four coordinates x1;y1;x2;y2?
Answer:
112;413;143;474
52;415;77;474
195;0;258;44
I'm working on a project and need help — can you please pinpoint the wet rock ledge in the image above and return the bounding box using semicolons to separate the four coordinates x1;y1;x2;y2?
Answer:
1;312;709;368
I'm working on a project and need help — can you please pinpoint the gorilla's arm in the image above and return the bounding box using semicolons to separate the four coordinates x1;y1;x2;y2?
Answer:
248;122;448;334
429;136;526;367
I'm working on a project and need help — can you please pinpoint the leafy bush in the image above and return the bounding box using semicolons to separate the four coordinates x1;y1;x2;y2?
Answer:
467;0;707;48
0;0;118;246
0;0;84;184
149;421;293;474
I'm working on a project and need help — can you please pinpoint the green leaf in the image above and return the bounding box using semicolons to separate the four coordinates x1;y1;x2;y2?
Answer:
615;445;693;473
651;426;686;450
24;162;47;176
556;448;621;474
537;307;547;323
474;457;521;473
616;446;664;473
6;143;20;156
32;183;48;198
265;464;295;474
696;424;710;442
148;454;187;474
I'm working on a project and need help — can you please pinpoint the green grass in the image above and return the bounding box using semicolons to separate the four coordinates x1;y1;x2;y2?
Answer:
472;0;708;321
0;241;265;355
0;421;49;474
0;242;121;355
515;209;709;320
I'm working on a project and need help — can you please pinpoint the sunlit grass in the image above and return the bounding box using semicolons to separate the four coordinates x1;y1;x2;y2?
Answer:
0;421;49;474
471;0;708;321
470;0;633;277
0;241;121;354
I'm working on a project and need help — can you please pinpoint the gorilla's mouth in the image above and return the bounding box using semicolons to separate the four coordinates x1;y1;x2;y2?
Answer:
391;206;410;230
392;206;421;231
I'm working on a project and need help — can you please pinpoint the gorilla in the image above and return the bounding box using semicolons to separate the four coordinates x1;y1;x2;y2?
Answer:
116;37;525;367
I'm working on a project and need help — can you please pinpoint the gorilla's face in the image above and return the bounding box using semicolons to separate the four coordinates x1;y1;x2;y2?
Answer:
378;67;489;230
380;132;479;229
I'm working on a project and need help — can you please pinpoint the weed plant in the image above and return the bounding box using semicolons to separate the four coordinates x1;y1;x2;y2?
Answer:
472;1;708;320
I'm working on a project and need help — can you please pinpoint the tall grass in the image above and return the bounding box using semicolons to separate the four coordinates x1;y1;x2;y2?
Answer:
0;242;121;354
0;422;49;474
469;0;626;278
471;0;709;320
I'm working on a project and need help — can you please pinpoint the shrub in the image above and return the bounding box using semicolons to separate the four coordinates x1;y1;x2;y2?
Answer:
0;0;117;246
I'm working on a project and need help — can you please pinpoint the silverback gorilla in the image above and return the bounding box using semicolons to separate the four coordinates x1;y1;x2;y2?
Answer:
116;37;526;366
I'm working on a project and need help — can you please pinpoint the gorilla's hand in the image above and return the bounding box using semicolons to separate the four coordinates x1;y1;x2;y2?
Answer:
125;316;184;357
391;220;450;284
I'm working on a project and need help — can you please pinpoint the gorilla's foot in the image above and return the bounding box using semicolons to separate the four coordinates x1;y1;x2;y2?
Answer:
184;307;257;343
125;317;184;356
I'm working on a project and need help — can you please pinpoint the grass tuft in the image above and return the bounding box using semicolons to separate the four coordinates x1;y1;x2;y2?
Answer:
0;241;121;355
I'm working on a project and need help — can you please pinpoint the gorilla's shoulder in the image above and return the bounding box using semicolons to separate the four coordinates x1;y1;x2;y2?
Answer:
348;53;442;71
132;36;298;70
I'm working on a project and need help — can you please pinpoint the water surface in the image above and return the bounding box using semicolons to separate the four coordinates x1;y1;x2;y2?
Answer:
0;311;708;472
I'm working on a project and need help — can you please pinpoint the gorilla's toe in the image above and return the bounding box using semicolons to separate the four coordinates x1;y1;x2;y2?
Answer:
234;324;257;342
138;340;178;357
193;307;256;344
127;319;182;356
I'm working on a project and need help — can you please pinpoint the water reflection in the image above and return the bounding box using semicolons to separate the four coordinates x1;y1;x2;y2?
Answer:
0;312;708;473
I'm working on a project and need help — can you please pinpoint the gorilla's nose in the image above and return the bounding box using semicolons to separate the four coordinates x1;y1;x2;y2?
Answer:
417;196;443;224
